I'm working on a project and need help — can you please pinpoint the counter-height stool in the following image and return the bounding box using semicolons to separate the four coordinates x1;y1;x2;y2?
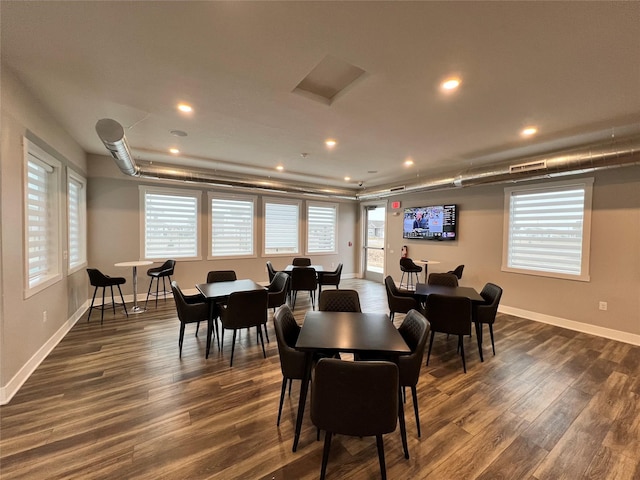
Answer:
144;259;176;308
87;268;128;324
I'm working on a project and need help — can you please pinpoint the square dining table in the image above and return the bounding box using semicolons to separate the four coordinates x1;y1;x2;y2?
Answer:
293;311;411;457
196;279;265;358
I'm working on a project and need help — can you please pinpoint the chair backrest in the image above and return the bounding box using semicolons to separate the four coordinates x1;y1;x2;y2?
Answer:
319;289;362;312
86;268;110;287
206;270;237;283
448;264;464;279
397;310;430;386
476;283;503;324
311;359;398;437
268;272;290;308
148;259;176;276
400;257;422;272
222;289;268;329
266;261;277;282
427;272;459;287
273;305;306;379
290;267;317;290
170;281;208;324
292;257;312;266
319;263;343;286
425;293;472;336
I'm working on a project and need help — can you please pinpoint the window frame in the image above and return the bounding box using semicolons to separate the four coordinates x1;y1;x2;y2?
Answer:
23;138;63;297
263;197;302;257
67;169;88;274
502;178;593;281
306;201;338;255
139;185;202;261
208;192;257;260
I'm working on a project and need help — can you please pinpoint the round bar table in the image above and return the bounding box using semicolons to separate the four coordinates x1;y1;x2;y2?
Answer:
114;260;154;313
414;259;440;283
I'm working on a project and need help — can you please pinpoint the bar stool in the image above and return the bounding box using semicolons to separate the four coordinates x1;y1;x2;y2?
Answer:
87;268;128;324
399;257;422;290
144;259;176;308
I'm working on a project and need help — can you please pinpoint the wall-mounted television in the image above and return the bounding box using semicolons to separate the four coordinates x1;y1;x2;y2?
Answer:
402;204;457;241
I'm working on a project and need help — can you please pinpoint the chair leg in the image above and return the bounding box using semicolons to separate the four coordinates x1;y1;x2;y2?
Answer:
320;431;333;480
411;386;421;438
117;285;128;317
263;323;270;343
475;321;484;362
100;287;106;324
376;434;387;480
489;324;496;355
288;378;293;396
229;330;237;367
110;285;117;315
400;271;406;288
179;322;186;357
459;335;467;373
155;274;160;307
426;331;435;366
291;291;297;310
88;286;98;322
144;277;154;309
257;326;266;358
162;276;168;301
195;321;200;337
390;311;395;322
277;377;287;426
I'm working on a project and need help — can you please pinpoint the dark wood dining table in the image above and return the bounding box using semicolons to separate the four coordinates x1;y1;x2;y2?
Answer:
293;311;411;457
195;279;265;358
414;282;484;303
283;264;327;272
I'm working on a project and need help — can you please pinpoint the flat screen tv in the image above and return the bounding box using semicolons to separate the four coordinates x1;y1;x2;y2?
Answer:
402;204;457;240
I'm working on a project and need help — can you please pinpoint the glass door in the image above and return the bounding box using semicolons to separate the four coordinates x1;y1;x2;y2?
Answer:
363;204;386;282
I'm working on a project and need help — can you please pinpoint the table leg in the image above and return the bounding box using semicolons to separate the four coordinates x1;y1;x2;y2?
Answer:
130;266;145;313
292;352;313;452
423;263;429;283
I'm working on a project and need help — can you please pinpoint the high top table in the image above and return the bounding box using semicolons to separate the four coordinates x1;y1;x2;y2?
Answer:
114;260;154;313
414;259;441;283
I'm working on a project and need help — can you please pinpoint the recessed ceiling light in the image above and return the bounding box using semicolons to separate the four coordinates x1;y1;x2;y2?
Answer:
441;77;461;91
404;159;414;167
169;148;180;154
177;103;193;113
276;165;284;171
344;176;351;182
325;139;337;148
521;126;538;137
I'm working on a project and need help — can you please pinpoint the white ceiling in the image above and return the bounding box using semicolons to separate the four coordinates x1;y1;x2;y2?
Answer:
2;1;640;191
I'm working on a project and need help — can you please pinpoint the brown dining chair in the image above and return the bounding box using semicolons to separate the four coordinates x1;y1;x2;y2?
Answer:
318;289;361;312
447;264;465;280
292;257;312;266
399;257;422;290
385;276;423;321
171;281;209;358
86;268;128;324
144;259;176;308
290;267;317;310
427;272;459;287
311;359;400;480
219;288;268;367
206;270;237;283
473;282;503;358
318;263;343;295
425;293;474;373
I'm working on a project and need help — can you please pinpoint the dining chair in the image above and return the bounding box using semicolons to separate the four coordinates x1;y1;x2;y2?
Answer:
473;283;503;358
268;271;290;313
399;257;422;290
266;261;278;283
318;289;361;313
311;358;399;480
219;288;268;367
206;270;237;283
317;263;343;295
86;268;128;324
171;281;209;358
447;264;465;280
384;275;423;321
425;293;474;373
427;272;459;287
292;257;312;266
144;259;176;308
290;267;317;310
273;305;306;426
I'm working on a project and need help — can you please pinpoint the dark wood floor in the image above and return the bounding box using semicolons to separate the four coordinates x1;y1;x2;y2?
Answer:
1;278;639;479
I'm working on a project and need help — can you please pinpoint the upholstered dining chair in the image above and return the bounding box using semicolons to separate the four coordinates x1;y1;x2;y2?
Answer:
206;270;237;283
290;267;317;310
266;261;278;283
86;268;128;324
292;257;312;266
219;288;268;367
268;272;290;313
425;294;474;373
144;259;176;308
171;281;209;358
317;263;343;295
318;289;362;313
447;264;465;280
399;257;422;290
427;272;459;287
384;276;423;321
473;283;503;358
311;359;399;480
273;305;306;426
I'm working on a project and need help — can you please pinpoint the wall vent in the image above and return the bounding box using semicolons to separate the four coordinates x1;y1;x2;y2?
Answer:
389;185;406;192
509;160;547;174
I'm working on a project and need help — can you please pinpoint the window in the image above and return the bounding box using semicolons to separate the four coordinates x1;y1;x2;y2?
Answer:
140;186;200;260
24;138;62;296
503;178;593;281
67;170;87;273
209;193;255;258
307;202;338;254
264;199;301;255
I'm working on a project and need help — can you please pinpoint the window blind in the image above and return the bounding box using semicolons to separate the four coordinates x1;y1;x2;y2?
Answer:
144;192;198;258
307;204;337;253
265;202;299;254
211;197;254;256
67;175;86;269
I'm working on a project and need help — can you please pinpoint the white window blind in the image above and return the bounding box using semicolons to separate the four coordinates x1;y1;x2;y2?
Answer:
307;203;337;253
24;139;62;294
504;180;592;280
210;196;254;257
264;201;299;254
67;173;87;271
143;189;199;259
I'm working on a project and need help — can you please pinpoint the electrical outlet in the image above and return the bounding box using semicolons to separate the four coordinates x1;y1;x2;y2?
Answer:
43;310;48;322
599;301;608;311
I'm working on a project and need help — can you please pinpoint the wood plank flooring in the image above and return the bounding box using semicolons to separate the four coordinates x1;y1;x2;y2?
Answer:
1;278;639;479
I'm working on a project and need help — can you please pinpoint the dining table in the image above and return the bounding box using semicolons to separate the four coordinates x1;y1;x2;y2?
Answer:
195;279;266;358
282;264;327;272
413;282;484;303
293;311;411;458
114;260;154;313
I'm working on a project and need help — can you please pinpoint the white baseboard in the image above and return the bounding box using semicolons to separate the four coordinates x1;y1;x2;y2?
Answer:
499;305;640;346
0;301;88;405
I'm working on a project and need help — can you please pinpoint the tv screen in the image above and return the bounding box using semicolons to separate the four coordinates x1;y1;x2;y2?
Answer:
403;204;457;240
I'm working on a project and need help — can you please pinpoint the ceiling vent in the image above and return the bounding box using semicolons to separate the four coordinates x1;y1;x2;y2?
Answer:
293;55;366;105
509;160;547;174
389;185;406;192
